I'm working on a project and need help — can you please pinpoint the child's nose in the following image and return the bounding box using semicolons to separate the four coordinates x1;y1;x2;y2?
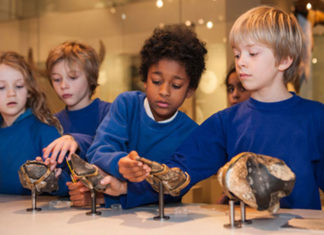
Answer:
159;83;170;96
237;55;246;68
7;88;16;97
232;88;240;100
60;79;69;89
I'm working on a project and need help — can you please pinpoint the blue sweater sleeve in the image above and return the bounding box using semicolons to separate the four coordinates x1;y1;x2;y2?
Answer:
86;94;130;180
166;112;228;194
69;133;93;159
118;113;227;208
315;108;324;190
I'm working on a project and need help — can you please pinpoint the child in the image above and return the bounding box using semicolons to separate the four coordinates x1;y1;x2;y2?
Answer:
73;24;207;208
225;66;251;107
0;51;67;194
42;41;111;164
123;6;324;210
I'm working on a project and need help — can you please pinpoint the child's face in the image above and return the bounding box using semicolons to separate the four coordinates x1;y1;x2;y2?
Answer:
50;60;91;111
0;64;28;126
233;41;286;99
226;71;251;106
144;59;194;121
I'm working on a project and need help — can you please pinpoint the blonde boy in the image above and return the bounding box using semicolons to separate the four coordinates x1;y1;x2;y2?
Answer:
123;6;324;210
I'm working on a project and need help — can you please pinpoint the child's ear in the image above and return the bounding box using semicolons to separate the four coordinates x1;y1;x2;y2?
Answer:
185;88;195;99
278;56;293;71
143;82;147;90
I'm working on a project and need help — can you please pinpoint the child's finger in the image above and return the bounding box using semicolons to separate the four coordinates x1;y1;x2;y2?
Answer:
67;181;83;190
54;168;62;178
100;176;111;186
57;147;68;164
42;144;54;159
128;150;139;160
142;164;151;173
35;156;43;162
67;144;78;159
49;162;57;171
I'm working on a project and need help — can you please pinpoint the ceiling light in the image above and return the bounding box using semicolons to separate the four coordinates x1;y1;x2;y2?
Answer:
156;0;164;8
206;21;213;29
306;3;312;10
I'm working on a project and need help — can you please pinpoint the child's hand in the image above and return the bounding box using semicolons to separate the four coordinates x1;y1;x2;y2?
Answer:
100;175;127;196
42;135;78;164
66;181;104;207
118;151;151;182
35;156;62;177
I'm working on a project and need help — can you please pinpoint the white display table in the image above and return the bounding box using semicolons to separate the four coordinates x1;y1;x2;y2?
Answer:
0;194;323;235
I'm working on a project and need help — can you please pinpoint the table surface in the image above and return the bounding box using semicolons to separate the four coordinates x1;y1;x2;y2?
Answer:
1;194;324;235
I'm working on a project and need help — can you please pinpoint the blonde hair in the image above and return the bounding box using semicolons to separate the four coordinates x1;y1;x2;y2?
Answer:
0;51;63;134
229;6;304;84
46;41;101;97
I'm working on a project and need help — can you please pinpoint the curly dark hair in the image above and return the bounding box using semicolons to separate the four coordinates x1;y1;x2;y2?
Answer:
140;24;207;89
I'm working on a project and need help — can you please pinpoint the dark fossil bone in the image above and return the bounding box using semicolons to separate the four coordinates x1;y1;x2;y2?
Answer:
67;153;107;192
217;152;296;213
136;157;190;196
18;160;58;193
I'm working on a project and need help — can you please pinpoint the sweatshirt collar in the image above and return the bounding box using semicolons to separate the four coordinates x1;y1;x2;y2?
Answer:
144;98;178;123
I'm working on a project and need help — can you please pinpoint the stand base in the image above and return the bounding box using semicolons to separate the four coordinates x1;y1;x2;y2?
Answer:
26;207;41;212
86;211;102;216
85;189;101;216
224;221;242;228
242;219;252;224
153;215;170;221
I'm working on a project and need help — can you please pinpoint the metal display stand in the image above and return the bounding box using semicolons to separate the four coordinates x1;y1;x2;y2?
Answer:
224;200;253;229
153;182;170;221
86;189;101;216
240;201;252;224
26;187;41;212
224;200;242;228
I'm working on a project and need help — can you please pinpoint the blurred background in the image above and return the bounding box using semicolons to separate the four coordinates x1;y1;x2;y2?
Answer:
0;0;323;204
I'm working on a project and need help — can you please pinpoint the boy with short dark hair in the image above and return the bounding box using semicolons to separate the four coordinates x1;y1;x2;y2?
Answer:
72;24;207;208
123;6;324;210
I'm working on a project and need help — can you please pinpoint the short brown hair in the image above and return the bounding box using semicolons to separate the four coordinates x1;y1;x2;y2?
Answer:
46;41;100;97
229;6;304;84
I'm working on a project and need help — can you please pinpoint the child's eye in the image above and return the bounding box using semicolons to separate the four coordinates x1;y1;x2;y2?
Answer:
69;76;78;80
249;52;258;56
172;84;181;89
234;54;240;59
16;85;25;89
227;85;234;93
0;86;4;90
152;80;161;85
238;83;246;92
51;77;61;83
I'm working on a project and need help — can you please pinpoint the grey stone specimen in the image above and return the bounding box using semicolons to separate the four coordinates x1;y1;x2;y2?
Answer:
217;152;296;213
18;160;58;193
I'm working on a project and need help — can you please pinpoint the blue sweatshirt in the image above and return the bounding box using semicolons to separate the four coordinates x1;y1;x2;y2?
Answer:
56;98;111;156
0;109;68;195
168;93;324;210
87;91;198;208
